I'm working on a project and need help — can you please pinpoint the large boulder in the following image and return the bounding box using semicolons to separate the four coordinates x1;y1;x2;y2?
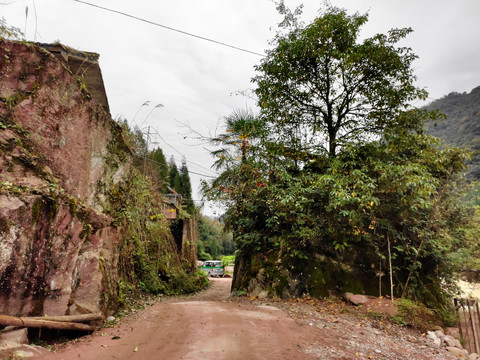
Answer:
232;249;379;299
344;292;369;305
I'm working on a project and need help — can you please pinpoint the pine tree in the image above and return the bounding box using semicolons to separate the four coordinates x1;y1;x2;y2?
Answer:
179;158;195;214
149;147;169;192
168;156;181;193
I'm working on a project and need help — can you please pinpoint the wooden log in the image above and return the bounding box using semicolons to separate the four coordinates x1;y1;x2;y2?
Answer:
29;313;103;323
0;315;96;332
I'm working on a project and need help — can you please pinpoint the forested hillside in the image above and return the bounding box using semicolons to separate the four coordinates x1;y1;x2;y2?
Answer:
426;86;480;178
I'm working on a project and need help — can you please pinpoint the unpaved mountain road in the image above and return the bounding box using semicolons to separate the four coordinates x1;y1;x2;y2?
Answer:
38;278;316;360
36;278;458;360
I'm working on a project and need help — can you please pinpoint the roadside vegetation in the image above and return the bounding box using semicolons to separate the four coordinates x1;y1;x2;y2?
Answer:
197;215;235;261
202;2;480;325
103;119;208;308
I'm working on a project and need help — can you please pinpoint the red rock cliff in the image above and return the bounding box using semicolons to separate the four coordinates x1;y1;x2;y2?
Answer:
0;40;130;317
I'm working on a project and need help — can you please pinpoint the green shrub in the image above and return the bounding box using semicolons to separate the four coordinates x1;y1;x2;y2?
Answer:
222;255;235;266
392;298;444;331
168;270;208;294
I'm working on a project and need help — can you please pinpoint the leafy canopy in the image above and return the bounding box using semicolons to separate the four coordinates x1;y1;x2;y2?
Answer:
202;3;477;311
254;5;430;156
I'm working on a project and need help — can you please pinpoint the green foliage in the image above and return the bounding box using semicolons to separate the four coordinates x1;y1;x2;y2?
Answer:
391;298;454;331
234;289;246;297
117;279;136;307
148;147;169;192
0;17;23;40
109;121;206;299
168;270;209;294
202;4;478;312
179;158;195;214
145;146;196;216
222;255;235;266
111;171;172;294
113;117;145;168
197;240;212;261
168;156;181;192
254;4;428;157
197;215;235;260
164;156;196;215
425;86;480;178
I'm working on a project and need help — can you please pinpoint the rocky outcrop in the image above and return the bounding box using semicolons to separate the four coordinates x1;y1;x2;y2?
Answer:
232;248;380;300
0;39;130;317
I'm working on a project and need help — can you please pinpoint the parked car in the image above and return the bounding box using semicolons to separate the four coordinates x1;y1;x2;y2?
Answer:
201;260;225;277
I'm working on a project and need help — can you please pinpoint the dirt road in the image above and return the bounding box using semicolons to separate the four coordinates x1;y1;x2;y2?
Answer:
38;278;317;360
35;278;460;360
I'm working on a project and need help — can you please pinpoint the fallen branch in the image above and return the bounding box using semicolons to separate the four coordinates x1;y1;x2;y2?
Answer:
0;315;96;332
29;313;103;323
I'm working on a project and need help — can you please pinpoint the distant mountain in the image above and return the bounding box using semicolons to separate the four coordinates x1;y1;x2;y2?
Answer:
425;86;480;178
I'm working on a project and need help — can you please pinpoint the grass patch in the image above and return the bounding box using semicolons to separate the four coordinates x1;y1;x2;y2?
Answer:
390;298;443;332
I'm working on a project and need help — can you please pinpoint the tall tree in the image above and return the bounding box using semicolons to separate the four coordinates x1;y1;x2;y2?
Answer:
203;3;476;317
254;4;432;157
168;156;181;192
148;147;169;192
202;108;267;241
179;158;195;214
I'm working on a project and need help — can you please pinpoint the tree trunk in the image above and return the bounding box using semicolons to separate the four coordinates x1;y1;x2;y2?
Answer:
0;315;97;332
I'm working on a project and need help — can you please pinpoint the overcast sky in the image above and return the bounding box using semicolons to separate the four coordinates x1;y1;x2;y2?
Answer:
2;0;480;216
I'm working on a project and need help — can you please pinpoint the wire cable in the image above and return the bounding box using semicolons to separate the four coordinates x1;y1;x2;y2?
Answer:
140;154;217;178
148;127;218;175
72;0;265;57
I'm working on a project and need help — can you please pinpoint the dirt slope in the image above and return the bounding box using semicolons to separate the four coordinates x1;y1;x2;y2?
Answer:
36;278;458;360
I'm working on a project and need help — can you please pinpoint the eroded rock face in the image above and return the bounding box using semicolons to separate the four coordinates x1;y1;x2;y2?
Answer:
232;248;380;300
0;40;129;316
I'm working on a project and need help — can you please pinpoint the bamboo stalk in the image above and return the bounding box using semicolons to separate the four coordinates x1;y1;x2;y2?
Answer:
462;300;472;353
387;234;394;301
0;315;96;332
475;300;480;352
379;262;382;298
456;299;464;346
468;299;480;354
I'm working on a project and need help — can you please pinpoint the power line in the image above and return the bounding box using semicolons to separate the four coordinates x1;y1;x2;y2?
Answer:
72;0;265;57
137;155;215;203
148;127;218;175
140;154;217;178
